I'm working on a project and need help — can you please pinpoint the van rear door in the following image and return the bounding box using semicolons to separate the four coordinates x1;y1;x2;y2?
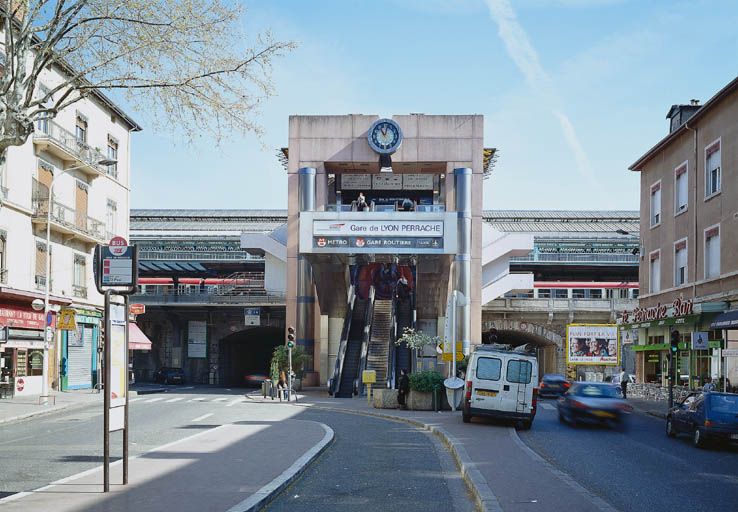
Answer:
471;355;502;409
500;358;534;414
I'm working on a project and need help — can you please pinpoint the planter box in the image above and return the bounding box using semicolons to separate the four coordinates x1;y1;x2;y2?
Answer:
408;390;433;410
372;388;399;409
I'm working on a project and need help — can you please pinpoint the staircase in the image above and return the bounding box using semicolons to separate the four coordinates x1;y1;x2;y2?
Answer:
366;299;393;389
336;299;367;398
395;299;413;377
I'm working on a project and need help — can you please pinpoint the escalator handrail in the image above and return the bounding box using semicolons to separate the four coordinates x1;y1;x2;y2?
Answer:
356;286;375;397
387;296;398;389
329;284;355;396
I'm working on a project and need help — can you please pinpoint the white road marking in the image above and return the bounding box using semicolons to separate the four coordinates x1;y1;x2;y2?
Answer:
540;403;555;410
145;397;165;403
192;413;213;422
225;398;243;407
128;397;144;403
212;397;229;402
180;386;195;390
190;397;206;402
165;397;184;403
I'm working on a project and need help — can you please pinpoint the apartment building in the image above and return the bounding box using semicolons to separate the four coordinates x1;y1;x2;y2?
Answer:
0;65;140;395
624;75;738;389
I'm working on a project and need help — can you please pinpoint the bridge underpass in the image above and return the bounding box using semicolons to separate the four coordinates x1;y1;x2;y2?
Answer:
219;326;283;387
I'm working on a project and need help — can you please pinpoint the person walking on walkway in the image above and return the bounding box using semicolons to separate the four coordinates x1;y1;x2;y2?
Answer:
619;368;628;399
398;368;410;410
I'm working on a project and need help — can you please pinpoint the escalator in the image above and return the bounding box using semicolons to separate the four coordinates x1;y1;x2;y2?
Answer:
365;299;394;389
335;298;369;397
394;298;413;377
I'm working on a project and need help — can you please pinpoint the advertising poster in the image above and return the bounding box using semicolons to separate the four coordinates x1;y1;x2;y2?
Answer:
567;324;619;365
109;324;127;408
188;320;207;358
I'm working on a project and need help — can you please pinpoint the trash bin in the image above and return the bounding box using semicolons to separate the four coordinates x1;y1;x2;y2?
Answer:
262;379;272;398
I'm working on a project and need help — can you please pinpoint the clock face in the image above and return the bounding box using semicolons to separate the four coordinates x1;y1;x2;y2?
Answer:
368;119;402;154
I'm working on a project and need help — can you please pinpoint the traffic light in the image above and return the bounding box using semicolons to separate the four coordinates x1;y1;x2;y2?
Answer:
286;326;295;349
670;329;680;354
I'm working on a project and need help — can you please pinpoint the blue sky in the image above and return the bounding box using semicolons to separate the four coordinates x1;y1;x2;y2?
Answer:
129;0;738;211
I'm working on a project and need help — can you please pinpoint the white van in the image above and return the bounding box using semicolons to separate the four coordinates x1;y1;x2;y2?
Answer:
462;346;539;429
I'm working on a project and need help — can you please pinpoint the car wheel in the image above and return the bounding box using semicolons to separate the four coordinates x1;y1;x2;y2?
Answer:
666;418;676;438
693;427;707;448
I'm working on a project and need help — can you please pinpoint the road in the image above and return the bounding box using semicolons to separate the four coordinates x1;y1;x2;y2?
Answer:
0;386;472;511
520;398;738;512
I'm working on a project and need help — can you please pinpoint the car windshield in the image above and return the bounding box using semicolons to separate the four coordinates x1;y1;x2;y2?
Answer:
576;385;619;398
710;394;738;414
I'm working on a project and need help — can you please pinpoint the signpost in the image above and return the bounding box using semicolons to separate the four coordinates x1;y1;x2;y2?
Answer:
57;309;77;331
129;303;146;316
94;238;138;493
362;370;377;405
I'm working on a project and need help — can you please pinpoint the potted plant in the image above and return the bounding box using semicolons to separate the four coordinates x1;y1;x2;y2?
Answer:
395;327;440;370
408;370;445;410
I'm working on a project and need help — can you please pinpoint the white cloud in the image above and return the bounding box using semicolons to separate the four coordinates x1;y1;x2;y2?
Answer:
484;0;597;185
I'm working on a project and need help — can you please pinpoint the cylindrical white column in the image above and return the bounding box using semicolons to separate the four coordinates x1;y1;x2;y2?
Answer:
297;167;316;370
454;168;472;356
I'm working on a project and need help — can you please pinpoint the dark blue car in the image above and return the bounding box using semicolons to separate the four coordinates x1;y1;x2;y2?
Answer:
666;392;738;448
153;367;185;385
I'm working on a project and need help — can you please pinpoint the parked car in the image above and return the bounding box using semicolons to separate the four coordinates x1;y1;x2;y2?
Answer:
666;392;738;448
153;367;185;385
462;346;539;429
558;382;632;428
539;374;570;398
244;373;269;387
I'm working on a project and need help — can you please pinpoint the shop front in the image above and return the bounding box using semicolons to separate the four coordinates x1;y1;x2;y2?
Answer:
61;308;101;391
619;298;726;391
0;304;47;397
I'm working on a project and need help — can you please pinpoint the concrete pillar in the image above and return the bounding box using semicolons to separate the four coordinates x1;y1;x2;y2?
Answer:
455;168;472;356
327;316;343;385
297;167;316;370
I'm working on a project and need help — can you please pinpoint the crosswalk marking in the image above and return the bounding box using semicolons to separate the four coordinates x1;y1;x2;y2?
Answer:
212;397;228;402
225;398;242;407
165;397;184;403
192;413;213;422
190;397;207;402
128;397;143;403
145;397;165;403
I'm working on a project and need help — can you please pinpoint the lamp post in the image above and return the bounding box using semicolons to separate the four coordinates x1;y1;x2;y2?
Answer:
41;158;117;405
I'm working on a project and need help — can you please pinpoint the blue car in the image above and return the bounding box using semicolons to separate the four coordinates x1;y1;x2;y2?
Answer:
153;367;185;385
666;392;738;448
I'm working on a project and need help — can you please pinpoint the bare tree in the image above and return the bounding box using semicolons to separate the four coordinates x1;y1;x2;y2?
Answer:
0;0;295;158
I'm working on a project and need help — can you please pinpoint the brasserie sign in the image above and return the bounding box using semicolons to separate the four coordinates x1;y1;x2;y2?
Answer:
621;297;693;324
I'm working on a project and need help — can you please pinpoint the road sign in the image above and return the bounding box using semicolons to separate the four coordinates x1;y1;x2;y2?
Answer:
97;244;137;288
723;349;738;357
129;303;146;315
442;341;463;352
244;307;260;326
441;352;464;362
108;236;128;256
57;308;77;330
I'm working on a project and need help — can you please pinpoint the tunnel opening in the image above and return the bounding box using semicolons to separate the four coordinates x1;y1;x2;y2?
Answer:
219;326;283;387
483;327;560;377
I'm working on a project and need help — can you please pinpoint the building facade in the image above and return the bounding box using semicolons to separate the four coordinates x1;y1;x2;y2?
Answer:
0;64;139;395
626;75;738;389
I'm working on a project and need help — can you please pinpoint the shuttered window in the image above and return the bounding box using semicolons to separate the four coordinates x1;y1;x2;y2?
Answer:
35;241;51;290
705;226;721;279
674;239;687;286
649;251;660;293
75;181;88;231
705;140;721;197
67;325;93;389
675;163;688;213
650;182;661;227
75;113;88;143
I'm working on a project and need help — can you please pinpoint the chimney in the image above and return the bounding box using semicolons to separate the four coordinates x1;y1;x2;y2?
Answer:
666;100;701;134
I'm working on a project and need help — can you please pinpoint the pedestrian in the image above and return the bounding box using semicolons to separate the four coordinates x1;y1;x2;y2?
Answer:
277;370;288;401
398;368;410;410
356;192;369;211
619;367;628;399
703;376;715;392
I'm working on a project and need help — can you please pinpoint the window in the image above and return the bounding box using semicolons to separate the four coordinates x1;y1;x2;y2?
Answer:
75;113;88;143
649;250;660;293
536;289;551;298
73;254;87;298
650;182;661;227
106;199;117;238
589;289;602;299
35;84;51;134
572;289;586;299
631;288;639;299
553;288;568;299
705;225;720;279
107;136;118;178
674;162;688;213
506;360;532;384
35;241;51;290
705;140;721;198
674;240;687;286
476;357;501;381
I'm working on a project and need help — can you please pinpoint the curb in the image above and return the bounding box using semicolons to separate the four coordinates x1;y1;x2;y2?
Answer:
225;422;335;512
294;404;501;512
131;387;166;395
0;400;94;425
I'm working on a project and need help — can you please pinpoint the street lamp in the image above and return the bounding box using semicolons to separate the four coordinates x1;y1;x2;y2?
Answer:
41;158;117;404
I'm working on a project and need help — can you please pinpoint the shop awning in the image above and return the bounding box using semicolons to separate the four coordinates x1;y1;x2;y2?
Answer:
129;323;152;350
711;310;738;330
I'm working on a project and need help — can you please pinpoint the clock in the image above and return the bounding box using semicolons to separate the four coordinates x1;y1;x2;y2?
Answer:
368;118;403;154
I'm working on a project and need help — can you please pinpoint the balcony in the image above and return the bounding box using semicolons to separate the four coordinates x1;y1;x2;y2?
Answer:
32;197;106;244
72;285;88;299
133;285;286;306
33;119;109;179
510;252;639;265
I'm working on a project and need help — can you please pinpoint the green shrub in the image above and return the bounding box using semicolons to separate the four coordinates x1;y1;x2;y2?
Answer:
409;370;444;393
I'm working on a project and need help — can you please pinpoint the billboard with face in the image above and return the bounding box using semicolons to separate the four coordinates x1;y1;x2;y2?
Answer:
567;324;619;365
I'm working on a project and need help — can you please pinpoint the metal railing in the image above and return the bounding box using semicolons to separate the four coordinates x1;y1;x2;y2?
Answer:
484;297;637;312
33;119;108;173
510;253;639;264
325;203;446;213
73;285;87;298
133;285;285;305
34;274;50;290
32;196;106;242
329;284;356;396
137;251;262;262
0;268;7;284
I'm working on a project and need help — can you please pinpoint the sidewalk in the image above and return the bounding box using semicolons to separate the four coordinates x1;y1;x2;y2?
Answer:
256;389;617;512
628;397;670;419
0;418;333;512
0;384;166;425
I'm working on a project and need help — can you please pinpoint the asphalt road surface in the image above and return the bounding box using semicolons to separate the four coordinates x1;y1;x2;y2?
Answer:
0;387;473;511
521;399;738;512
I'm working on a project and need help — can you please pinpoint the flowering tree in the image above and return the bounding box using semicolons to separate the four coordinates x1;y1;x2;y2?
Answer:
0;0;295;160
395;327;440;363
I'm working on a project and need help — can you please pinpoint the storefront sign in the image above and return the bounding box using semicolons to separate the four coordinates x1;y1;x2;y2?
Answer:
314;236;442;250
341;174;372;190
621;298;693;324
0;306;45;330
314;220;443;238
372;174;403;190
402;174;434;190
566;324;619;366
